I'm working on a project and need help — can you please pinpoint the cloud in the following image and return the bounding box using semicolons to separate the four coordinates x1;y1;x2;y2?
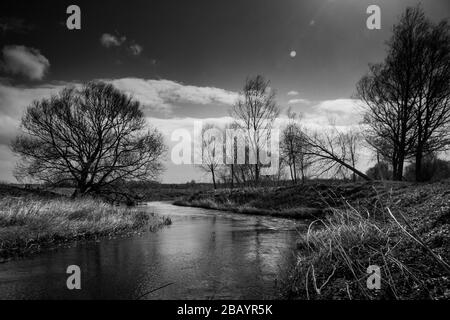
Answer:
0;115;20;146
100;33;144;56
288;98;310;105
128;44;143;56
287;90;299;96
100;33;126;48
1;45;50;80
0;82;65;118
109;78;239;114
0;77;238;118
303;98;363;127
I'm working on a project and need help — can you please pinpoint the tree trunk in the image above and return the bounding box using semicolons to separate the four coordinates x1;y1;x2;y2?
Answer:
289;163;294;183
292;156;297;184
334;158;372;181
255;146;260;184
230;164;234;189
351;158;356;182
392;156;398;181
395;156;404;181
211;169;216;189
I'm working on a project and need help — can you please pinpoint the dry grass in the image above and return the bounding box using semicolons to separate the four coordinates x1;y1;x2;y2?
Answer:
284;200;450;299
0;197;171;260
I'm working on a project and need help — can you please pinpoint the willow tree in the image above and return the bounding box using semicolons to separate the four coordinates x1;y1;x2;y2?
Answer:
12;81;166;197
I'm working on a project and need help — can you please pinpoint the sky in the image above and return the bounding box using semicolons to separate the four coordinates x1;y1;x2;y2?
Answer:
0;0;449;183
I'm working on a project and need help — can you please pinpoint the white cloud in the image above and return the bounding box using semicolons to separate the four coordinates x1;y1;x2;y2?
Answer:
288;98;310;105
109;78;239;114
1;45;50;80
147;116;233;137
100;33;126;48
0;114;19;146
287;90;299;96
129;44;143;56
303;98;363;127
0;82;65;118
0;78;238;118
100;33;144;57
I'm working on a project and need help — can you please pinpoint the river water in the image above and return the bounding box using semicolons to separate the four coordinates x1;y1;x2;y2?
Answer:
0;202;306;299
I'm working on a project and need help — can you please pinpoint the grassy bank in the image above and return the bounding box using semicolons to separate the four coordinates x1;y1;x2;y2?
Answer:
174;198;323;219
173;181;411;219
0;197;171;261
283;181;450;299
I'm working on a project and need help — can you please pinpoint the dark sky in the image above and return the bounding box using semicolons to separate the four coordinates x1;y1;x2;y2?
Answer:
1;0;448;100
0;0;449;182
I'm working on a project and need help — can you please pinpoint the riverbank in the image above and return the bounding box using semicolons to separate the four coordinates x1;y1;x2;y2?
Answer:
285;181;450;299
175;180;450;299
173;181;408;219
0;195;171;261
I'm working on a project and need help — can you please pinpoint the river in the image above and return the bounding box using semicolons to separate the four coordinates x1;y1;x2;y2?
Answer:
0;202;307;299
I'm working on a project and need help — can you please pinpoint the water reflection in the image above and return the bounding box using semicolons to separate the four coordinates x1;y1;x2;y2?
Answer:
0;202;305;299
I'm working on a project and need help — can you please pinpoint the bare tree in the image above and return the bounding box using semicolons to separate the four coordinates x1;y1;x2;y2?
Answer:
340;129;362;181
410;11;450;181
231;75;280;184
11;81;166;197
357;63;416;181
222;122;245;188
199;123;223;189
303;126;371;181
280;108;311;183
357;6;450;181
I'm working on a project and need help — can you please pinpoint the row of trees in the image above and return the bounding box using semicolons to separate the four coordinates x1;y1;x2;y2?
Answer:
199;75;370;188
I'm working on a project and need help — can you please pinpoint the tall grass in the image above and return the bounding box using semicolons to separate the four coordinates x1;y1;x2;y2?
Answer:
0;197;171;259
285;202;448;299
